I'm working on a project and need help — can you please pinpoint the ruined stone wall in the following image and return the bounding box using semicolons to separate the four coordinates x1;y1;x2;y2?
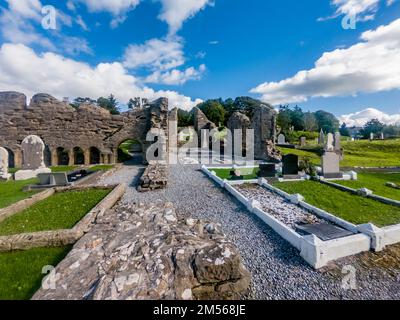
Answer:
0;92;170;167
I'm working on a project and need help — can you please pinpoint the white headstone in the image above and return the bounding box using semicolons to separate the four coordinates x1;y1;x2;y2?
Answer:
318;129;325;145
300;137;306;147
277;134;286;144
322;151;341;178
15;135;51;180
0;147;11;180
370;133;374;141
325;133;334;151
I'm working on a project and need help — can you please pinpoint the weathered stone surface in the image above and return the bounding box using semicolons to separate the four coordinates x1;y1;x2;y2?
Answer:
32;202;250;300
193;107;217;134
139;163;168;192
0;147;11;180
0;92;171;167
251;104;281;162
21;135;46;170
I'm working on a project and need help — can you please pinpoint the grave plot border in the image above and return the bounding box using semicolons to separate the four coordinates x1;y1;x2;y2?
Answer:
0;183;126;252
201;165;370;269
315;179;400;251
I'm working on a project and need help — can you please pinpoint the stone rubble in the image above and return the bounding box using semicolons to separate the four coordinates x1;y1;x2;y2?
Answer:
138;163;168;192
33;202;250;300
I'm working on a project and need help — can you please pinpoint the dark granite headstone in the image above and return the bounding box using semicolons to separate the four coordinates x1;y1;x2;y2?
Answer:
283;154;299;175
258;164;276;178
296;223;354;241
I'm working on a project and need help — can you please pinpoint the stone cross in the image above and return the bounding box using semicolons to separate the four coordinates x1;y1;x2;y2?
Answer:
21;135;46;170
0;147;11;180
277;133;286;144
325;133;334;151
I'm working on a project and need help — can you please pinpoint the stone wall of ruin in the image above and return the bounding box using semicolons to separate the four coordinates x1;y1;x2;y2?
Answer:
0;92;173;167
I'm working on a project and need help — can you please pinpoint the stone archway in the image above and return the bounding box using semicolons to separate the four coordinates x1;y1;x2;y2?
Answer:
90;147;101;164
117;139;143;164
4;147;15;168
57;147;70;166
73;147;85;165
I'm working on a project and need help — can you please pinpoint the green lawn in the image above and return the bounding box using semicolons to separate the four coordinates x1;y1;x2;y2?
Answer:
279;139;400;168
334;172;400;201
0;179;39;209
90;165;114;171
0;246;71;300
50;166;78;173
213;167;260;180
273;180;400;227
0;189;111;236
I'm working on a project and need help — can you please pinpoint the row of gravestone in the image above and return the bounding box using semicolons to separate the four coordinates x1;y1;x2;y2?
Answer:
0;135;51;181
277;130;342;150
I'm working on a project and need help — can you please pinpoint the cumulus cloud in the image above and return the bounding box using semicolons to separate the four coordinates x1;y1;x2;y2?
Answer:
123;37;185;71
340;108;400;126
74;0;140;15
123;37;206;85
0;43;201;110
145;64;206;85
250;18;400;105
158;0;213;34
0;0;91;54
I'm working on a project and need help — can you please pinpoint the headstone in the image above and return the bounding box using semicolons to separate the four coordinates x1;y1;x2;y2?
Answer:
334;132;341;151
299;137;306;147
325;133;334;151
277;134;286;145
258;164;276;178
283;154;299;175
38;172;69;186
0;147;11;180
322;151;342;178
318;130;325;145
381;133;384;140
15;135;51;180
370;132;374;141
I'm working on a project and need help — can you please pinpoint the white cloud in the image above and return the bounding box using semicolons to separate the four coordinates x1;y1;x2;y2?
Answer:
0;43;201;110
145;64;206;85
250;18;400;105
340;108;400;126
74;0;140;15
0;0;91;54
158;0;213;34
123;37;185;71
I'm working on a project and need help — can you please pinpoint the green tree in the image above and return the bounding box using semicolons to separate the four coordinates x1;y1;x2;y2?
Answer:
339;123;350;137
291;106;304;131
314;110;339;133
197;99;226;126
97;94;120;115
303;112;318;132
277;105;292;133
360;119;384;139
70;97;96;109
127;98;135;110
177;109;194;127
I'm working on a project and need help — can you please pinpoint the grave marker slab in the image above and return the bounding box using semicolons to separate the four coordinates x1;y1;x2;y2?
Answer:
258;164;276;178
0;147;11;180
296;223;354;241
283;154;299;175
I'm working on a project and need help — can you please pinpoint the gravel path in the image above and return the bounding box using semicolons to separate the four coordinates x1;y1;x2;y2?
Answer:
99;163;400;300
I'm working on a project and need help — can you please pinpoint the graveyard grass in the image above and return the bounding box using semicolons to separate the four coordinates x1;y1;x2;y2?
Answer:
0;246;71;300
0;179;39;209
10;165;115;174
273;180;400;227
279;138;400;168
213;167;260;180
0;189;111;236
334;172;400;201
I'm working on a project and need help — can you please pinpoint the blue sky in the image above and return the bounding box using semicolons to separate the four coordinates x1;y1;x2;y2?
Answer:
0;0;400;126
